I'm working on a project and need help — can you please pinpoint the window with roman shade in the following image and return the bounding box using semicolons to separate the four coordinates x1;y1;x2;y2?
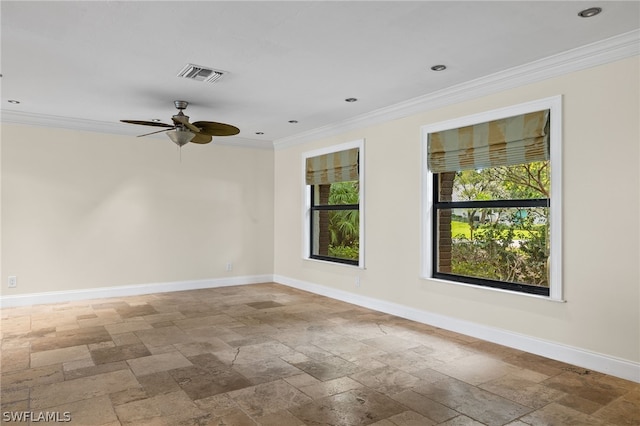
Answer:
423;104;560;298
304;144;362;266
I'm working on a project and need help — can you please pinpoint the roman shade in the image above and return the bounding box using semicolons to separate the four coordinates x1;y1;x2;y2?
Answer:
427;110;550;173
306;148;359;185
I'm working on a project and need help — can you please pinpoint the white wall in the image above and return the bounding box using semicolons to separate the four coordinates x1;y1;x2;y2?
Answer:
1;126;274;295
273;57;640;369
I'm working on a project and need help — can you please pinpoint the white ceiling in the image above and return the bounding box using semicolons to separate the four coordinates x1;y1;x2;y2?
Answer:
1;1;639;148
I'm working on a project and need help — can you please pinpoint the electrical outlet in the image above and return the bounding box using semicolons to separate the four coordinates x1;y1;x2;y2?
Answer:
8;276;17;288
355;276;361;288
226;262;233;272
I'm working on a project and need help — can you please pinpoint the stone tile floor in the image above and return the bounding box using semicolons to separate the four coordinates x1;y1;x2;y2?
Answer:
1;283;638;425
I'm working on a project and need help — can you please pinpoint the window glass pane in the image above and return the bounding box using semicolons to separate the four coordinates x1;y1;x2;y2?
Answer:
437;207;549;287
440;161;550;202
313;181;359;206
312;210;359;261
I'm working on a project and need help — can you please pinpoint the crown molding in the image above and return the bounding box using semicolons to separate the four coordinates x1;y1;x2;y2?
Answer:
273;29;640;150
214;136;274;150
1;110;127;134
0;110;273;150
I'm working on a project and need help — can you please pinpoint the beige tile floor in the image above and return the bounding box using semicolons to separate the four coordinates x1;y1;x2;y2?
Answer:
1;283;638;425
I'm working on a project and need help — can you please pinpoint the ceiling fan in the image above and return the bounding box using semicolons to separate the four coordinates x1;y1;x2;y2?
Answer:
120;100;240;146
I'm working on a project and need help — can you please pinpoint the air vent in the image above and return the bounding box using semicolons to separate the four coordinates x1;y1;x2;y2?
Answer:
177;64;225;83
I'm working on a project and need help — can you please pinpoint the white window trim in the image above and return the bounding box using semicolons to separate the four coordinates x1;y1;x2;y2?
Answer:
302;139;365;269
420;96;563;301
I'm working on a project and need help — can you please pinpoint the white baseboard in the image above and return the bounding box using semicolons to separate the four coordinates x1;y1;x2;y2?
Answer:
274;274;640;383
0;275;274;308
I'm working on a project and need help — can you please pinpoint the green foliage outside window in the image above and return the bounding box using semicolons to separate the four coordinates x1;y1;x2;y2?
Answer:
449;162;550;287
327;181;359;260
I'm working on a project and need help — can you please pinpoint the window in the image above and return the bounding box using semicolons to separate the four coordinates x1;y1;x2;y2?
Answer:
422;97;562;299
304;140;364;266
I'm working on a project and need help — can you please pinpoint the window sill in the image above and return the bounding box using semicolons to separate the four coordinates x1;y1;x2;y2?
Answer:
421;276;566;303
303;257;365;270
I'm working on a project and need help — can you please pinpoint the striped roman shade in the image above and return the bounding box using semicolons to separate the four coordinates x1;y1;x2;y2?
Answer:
306;148;359;185
428;110;550;173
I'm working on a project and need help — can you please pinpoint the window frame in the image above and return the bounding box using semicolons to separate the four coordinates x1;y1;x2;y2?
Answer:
431;173;551;295
303;139;365;268
421;96;563;300
309;183;360;266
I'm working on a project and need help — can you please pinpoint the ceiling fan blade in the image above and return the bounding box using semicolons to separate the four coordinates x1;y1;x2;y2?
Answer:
121;120;174;128
190;133;213;144
137;127;176;138
193;121;240;136
172;115;200;133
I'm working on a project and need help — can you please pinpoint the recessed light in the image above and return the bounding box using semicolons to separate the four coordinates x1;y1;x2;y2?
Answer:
255;132;264;135
8;100;20;104
288;120;298;124
430;65;447;71
578;7;602;18
345;98;358;103
151;118;162;122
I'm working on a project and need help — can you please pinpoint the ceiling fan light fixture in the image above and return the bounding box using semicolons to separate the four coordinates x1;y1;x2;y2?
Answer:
166;127;195;147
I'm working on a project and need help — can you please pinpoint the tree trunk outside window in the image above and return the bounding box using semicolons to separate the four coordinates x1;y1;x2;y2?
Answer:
438;172;456;273
318;184;331;256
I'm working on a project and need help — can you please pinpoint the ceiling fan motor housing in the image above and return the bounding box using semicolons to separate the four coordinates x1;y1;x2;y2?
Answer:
174;100;188;110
